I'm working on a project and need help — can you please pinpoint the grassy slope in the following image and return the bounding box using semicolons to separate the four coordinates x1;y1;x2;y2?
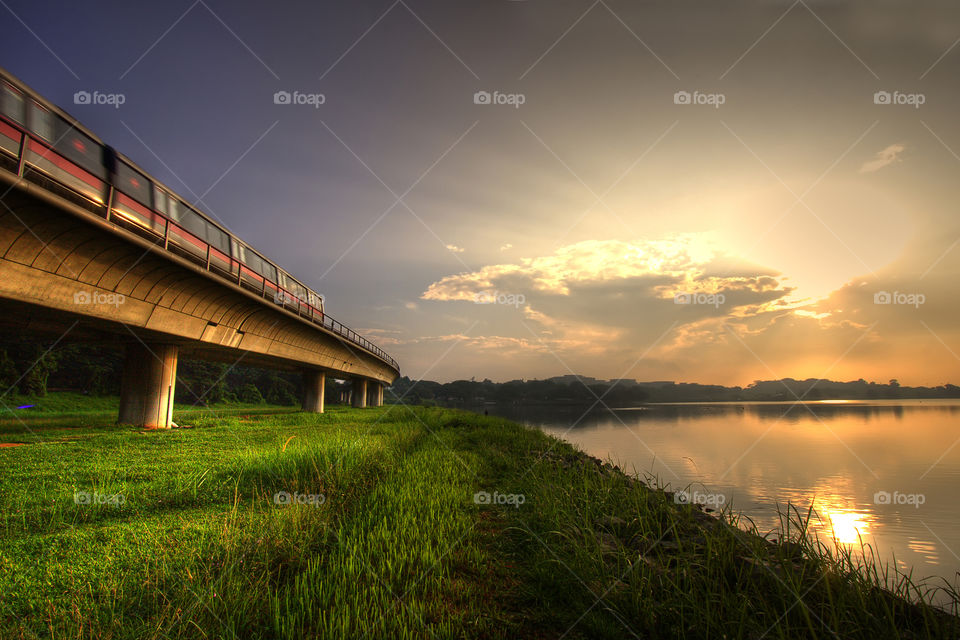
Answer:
0;396;957;639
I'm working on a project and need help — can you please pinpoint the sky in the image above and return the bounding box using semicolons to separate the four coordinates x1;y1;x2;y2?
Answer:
2;0;959;386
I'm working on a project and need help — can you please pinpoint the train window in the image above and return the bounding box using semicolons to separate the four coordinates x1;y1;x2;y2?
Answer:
166;196;179;221
290;280;307;300
154;186;181;221
241;247;273;280
260;259;277;283
245;250;262;274
0;83;24;125
154;185;166;214
27;102;53;141
114;160;152;206
178;207;207;241
53;117;105;178
206;223;230;254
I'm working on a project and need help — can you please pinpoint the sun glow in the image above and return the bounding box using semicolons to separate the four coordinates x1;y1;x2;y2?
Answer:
818;506;872;545
800;485;875;547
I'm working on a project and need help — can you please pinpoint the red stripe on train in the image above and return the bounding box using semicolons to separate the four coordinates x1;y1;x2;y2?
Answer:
169;224;207;250
0;118;21;143
114;192;162;223
27;139;104;191
240;264;263;281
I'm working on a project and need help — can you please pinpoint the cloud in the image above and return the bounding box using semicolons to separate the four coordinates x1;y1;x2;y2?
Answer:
353;328;404;346
500;243;513;252
419;235;797;372
423;235;780;302
445;244;465;253
421;333;548;353
859;143;906;173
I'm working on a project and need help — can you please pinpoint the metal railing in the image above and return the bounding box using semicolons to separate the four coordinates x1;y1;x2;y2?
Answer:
0;124;399;373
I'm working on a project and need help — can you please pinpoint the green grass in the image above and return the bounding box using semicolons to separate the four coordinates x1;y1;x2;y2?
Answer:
0;394;957;639
0;393;296;443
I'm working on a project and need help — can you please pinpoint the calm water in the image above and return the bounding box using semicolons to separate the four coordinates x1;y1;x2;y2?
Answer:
484;400;960;597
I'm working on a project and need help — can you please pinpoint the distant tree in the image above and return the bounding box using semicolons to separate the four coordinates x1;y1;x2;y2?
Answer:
176;361;230;405
52;344;122;395
18;344;63;396
0;350;17;391
239;383;265;404
265;377;298;406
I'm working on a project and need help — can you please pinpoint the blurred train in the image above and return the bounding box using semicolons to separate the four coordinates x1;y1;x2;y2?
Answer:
0;67;396;369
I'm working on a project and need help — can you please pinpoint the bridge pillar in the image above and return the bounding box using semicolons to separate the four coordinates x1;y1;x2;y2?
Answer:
351;379;367;408
369;383;383;407
118;343;178;428
302;370;325;413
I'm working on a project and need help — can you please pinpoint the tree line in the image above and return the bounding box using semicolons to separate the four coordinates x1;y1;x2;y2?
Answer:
389;376;960;406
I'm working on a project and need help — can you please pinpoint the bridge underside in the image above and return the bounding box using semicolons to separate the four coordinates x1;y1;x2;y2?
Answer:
0;184;397;426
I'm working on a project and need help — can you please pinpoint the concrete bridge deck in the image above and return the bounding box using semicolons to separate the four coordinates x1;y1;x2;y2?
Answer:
0;181;397;426
0;69;399;427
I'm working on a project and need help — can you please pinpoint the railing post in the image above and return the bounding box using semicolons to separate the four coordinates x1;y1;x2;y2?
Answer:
205;244;211;270
163;219;170;250
104;185;115;221
16;133;29;177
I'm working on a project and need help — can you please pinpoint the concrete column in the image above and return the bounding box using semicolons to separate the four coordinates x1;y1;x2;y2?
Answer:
370;383;383;407
302;370;325;413
351;379;367;408
118;343;178;428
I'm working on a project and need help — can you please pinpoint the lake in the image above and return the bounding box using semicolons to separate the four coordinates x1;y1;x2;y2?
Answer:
482;399;960;600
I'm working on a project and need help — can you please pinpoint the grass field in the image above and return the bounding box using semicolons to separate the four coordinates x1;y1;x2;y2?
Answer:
0;394;957;639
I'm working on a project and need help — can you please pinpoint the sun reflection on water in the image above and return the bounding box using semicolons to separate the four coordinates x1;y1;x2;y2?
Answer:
821;508;872;545
907;538;940;565
791;485;876;547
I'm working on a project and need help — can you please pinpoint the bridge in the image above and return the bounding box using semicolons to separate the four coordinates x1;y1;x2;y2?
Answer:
0;68;399;427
